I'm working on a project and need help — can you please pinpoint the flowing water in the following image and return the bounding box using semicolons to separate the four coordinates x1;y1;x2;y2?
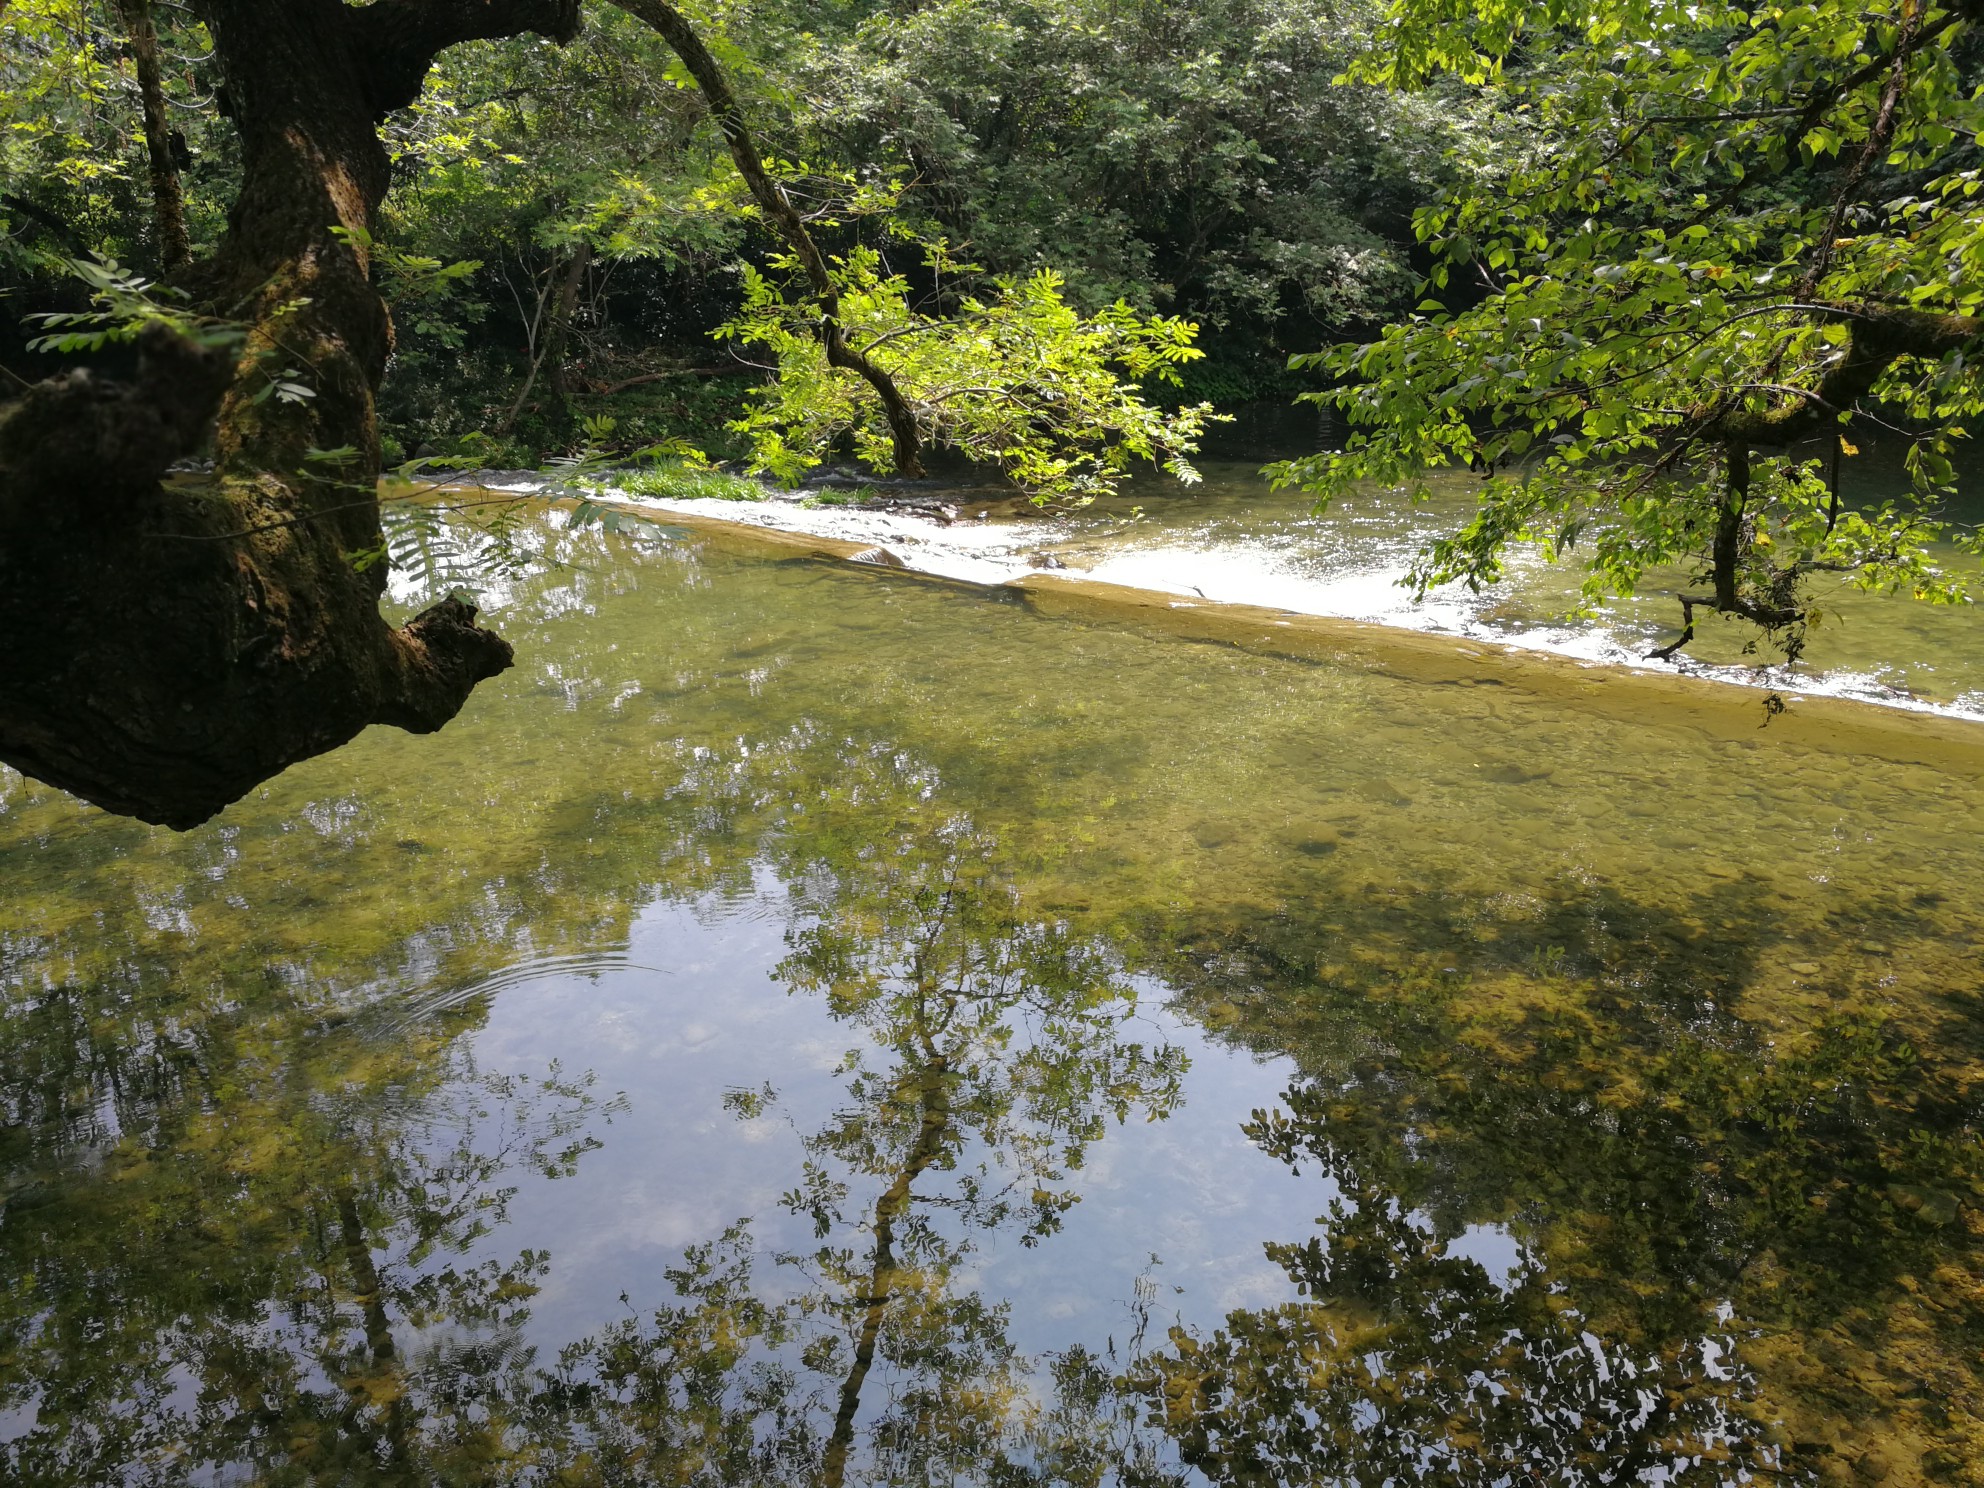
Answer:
3;500;1984;1486
598;443;1984;717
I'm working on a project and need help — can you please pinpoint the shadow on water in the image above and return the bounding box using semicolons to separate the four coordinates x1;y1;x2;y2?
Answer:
1;521;1981;1484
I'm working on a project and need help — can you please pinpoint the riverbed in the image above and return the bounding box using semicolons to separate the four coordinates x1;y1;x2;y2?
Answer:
2;482;1982;1485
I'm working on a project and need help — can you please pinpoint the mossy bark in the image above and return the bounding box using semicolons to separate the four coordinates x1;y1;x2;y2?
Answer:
0;0;582;828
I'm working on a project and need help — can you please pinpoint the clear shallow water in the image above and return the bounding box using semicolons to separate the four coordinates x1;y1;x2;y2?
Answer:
3;519;1983;1485
597;446;1984;717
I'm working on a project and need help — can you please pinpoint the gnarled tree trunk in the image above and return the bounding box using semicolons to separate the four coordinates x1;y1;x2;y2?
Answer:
0;0;582;828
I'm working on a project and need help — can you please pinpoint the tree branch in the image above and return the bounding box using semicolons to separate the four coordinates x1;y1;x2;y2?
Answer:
1700;306;1983;446
350;0;584;115
0;190;92;256
1797;2;1924;294
0;323;232;526
376;595;516;732
612;0;927;476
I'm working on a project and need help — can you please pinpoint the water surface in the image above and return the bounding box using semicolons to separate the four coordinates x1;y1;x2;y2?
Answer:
2;515;1982;1485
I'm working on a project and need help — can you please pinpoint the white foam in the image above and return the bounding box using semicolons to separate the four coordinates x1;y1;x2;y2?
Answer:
603;489;1043;588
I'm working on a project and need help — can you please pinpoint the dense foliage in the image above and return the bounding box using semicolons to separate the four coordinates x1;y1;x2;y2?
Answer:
6;0;1981;646
1285;0;1984;659
791;0;1464;352
0;1;233;342
722;244;1217;498
2;0;1449;464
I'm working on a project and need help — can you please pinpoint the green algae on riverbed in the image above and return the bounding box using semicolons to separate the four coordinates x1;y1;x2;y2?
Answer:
2;518;1982;1485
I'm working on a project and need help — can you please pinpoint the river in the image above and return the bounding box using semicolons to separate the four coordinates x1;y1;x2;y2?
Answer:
2;468;1981;1485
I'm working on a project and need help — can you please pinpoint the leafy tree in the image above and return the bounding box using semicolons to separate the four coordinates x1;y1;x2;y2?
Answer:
0;1;235;296
1282;0;1984;662
0;0;1222;829
376;7;747;443
366;0;1467;445
723;243;1217;501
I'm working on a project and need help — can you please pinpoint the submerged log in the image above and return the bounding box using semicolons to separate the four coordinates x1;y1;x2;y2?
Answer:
0;0;582;828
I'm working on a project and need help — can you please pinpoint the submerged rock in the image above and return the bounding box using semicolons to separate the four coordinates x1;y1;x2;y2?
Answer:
846;546;909;569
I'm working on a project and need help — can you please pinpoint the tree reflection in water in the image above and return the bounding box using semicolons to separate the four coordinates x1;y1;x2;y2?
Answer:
1127;1088;1791;1486
537;751;1800;1485
0;733;1903;1485
0;738;1194;1485
0;1016;609;1486
1144;894;1984;1485
551;771;1190;1485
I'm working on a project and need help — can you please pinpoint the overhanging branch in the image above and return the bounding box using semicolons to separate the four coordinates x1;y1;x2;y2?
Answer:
351;0;584;114
0;324;232;525
612;0;927;475
1700;306;1983;447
